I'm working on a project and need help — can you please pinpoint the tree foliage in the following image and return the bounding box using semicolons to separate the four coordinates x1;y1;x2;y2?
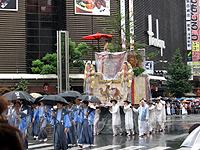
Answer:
99;0;158;76
31;38;89;75
166;49;193;97
11;77;30;92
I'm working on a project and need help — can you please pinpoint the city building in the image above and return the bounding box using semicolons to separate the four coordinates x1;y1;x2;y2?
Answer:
0;0;199;97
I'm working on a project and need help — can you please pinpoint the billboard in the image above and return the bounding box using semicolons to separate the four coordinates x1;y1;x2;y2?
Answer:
0;0;18;11
75;0;110;16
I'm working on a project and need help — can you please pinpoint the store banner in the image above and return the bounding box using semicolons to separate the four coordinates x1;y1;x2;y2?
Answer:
0;0;18;11
185;0;191;20
191;0;199;60
186;21;192;50
75;0;110;16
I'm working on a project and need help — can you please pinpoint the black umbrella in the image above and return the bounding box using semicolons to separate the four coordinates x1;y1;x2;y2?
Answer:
57;92;76;98
2;91;35;105
77;95;102;104
168;97;174;101
39;95;69;106
64;91;81;98
34;95;46;104
161;97;168;101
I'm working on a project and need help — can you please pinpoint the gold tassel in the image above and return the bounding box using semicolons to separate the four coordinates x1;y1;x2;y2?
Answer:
90;76;94;82
127;80;132;88
90;81;95;89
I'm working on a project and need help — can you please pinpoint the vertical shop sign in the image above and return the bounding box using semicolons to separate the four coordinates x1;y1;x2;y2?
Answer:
186;21;192;51
191;0;199;60
121;0;126;49
129;0;134;50
186;0;191;20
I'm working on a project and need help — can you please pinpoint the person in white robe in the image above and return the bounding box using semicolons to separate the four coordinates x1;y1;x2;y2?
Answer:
132;100;149;137
155;99;163;131
123;100;134;136
160;100;166;130
90;103;101;135
166;101;171;115
148;100;156;133
182;103;188;115
109;99;122;136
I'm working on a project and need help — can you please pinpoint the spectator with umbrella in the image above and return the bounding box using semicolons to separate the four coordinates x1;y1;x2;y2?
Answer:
171;103;176;115
51;101;71;150
166;101;171;115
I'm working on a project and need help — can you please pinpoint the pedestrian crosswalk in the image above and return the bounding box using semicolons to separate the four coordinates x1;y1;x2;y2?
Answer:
28;142;179;150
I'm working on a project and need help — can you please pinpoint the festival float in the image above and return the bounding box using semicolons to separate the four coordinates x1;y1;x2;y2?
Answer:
83;50;152;105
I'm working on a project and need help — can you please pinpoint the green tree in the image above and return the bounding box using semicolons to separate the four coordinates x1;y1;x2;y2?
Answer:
11;77;30;92
31;38;89;75
100;0;158;76
166;49;192;97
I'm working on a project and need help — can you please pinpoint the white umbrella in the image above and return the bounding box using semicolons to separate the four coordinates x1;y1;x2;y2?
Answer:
30;93;42;98
181;126;200;149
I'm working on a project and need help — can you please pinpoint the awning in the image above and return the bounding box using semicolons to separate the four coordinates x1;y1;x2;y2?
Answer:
184;93;196;97
69;74;84;79
148;75;166;81
0;74;85;79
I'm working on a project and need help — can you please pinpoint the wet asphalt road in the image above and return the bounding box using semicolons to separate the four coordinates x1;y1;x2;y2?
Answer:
28;114;200;150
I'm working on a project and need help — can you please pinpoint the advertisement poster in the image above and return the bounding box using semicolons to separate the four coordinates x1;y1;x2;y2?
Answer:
0;0;18;11
75;0;110;16
193;61;200;76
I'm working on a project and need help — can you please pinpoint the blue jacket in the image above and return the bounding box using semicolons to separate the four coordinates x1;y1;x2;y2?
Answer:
79;107;95;125
134;106;149;121
51;108;71;128
33;108;39;122
75;104;83;123
67;105;78;123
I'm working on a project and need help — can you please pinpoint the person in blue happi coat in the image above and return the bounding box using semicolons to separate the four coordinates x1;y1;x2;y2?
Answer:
31;103;39;140
78;101;95;148
14;101;29;150
66;99;78;146
5;101;15;125
75;98;83;140
51;102;71;150
36;101;51;142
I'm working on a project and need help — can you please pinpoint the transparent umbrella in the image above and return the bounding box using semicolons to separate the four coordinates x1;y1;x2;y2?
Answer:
181;126;200;149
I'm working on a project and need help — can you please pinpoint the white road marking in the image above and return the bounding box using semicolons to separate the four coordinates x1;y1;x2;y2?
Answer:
28;143;52;149
118;146;145;150
176;148;191;150
148;147;171;150
92;145;121;150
